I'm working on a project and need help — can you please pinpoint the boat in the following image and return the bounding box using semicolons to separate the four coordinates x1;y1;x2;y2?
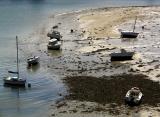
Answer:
47;30;62;41
4;36;26;87
121;32;139;38
121;17;139;38
110;49;134;61
27;56;40;66
125;87;143;106
47;39;61;50
4;76;26;86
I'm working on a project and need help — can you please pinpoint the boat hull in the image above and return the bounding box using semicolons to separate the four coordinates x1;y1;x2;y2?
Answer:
4;77;26;87
121;32;139;38
47;44;61;50
125;96;142;106
110;52;134;61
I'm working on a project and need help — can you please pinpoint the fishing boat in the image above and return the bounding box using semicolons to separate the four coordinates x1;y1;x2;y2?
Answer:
110;49;134;61
47;30;62;41
125;87;143;106
27;56;40;66
121;17;139;38
47;38;61;50
4;36;26;87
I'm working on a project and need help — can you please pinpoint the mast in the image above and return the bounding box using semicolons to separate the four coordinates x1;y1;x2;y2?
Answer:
133;16;137;32
16;36;19;79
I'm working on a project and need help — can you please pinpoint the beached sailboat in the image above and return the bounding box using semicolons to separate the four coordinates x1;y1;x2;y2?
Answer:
110;49;134;61
4;36;26;87
121;17;139;38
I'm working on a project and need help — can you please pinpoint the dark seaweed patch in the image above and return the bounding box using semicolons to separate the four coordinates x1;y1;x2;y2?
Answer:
65;74;160;106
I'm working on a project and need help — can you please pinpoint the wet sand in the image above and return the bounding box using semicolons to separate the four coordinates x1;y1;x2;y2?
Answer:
20;6;160;117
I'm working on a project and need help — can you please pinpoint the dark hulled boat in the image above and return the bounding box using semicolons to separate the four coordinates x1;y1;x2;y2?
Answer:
110;49;134;61
121;32;139;38
121;16;139;38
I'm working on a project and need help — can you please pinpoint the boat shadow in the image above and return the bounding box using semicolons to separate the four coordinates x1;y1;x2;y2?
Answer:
121;38;138;42
4;83;26;89
27;63;40;73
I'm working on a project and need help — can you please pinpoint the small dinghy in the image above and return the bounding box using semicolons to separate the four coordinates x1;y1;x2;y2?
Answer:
125;87;143;106
27;56;40;66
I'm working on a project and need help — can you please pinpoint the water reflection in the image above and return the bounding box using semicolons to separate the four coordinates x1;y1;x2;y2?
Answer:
47;50;62;57
3;84;27;89
27;64;40;73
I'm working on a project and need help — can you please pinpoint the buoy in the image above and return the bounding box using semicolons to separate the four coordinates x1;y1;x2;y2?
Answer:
28;83;31;88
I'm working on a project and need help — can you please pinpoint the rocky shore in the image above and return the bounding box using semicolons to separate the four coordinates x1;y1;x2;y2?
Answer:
21;6;160;117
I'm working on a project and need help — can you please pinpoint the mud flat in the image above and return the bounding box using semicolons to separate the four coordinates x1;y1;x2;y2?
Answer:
50;74;160;117
20;6;160;117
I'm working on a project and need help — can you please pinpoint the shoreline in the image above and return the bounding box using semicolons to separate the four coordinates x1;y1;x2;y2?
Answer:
21;6;160;117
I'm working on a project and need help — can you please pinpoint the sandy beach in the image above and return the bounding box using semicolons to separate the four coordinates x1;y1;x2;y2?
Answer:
21;6;160;117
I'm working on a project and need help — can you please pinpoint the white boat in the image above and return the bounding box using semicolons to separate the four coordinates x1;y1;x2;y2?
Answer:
125;87;143;105
4;36;26;87
48;38;58;44
27;56;40;66
47;39;61;50
4;76;26;86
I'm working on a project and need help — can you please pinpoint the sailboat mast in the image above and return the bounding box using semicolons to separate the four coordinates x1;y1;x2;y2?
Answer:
133;16;137;32
16;36;19;79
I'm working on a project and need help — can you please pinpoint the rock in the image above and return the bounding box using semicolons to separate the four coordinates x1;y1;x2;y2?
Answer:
51;113;55;116
56;102;67;108
129;68;135;72
70;29;74;33
110;103;117;108
53;25;58;29
138;64;144;67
